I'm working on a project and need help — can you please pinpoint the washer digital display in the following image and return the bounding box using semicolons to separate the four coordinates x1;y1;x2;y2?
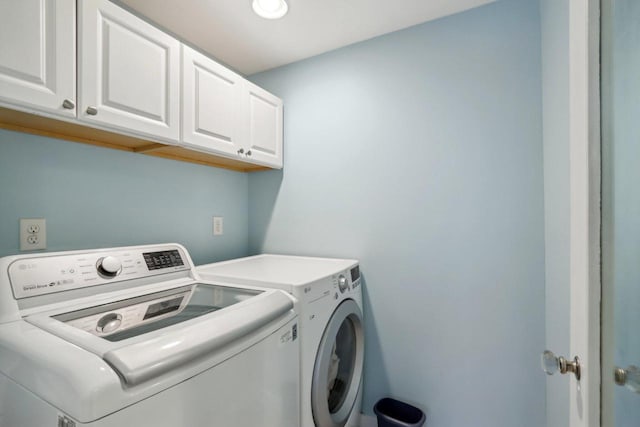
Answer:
143;250;184;270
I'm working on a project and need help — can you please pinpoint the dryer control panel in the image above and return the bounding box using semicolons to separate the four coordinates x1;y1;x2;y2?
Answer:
8;244;190;299
300;265;361;306
331;265;361;295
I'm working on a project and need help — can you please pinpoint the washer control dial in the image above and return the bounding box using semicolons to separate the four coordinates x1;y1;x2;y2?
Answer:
96;313;122;334
338;275;349;293
96;256;122;278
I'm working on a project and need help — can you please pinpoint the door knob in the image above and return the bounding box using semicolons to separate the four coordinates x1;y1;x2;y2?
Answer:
237;148;244;155
86;106;98;116
541;350;581;381
614;365;640;393
62;99;75;109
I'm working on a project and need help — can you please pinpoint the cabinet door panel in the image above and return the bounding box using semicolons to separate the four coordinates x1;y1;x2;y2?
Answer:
0;0;75;117
79;0;180;142
103;20;167;121
246;83;283;168
182;46;242;156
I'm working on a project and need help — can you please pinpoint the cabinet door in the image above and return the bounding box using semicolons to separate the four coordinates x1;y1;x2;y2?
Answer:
244;82;283;169
0;0;76;117
182;45;243;157
78;0;180;142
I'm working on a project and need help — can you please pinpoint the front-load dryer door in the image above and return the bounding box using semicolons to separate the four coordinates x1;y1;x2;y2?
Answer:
311;299;364;427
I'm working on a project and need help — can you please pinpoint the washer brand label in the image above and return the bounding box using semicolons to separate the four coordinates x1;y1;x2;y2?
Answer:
22;279;75;292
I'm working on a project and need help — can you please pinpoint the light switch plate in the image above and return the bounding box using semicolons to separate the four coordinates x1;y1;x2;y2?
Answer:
213;217;223;236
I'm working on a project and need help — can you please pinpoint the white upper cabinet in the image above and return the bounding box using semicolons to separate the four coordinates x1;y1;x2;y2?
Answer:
182;45;244;156
0;0;282;170
245;82;283;168
0;0;76;117
182;46;283;169
78;0;180;142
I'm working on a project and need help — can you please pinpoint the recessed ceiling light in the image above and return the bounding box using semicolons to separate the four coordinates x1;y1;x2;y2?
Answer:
252;0;288;19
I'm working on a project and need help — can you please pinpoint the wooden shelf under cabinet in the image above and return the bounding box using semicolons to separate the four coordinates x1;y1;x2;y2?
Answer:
0;107;268;172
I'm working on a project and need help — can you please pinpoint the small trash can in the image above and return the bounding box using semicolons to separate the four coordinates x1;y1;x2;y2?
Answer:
374;397;426;427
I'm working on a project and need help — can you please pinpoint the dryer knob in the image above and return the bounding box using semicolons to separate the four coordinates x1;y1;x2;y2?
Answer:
338;275;349;293
97;256;122;278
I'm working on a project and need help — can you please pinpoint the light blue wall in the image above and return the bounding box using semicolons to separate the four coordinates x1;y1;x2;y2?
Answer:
540;0;570;425
248;1;546;426
0;129;248;265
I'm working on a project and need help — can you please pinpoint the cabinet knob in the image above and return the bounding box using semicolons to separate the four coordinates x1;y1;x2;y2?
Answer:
62;99;75;110
237;148;244;155
86;106;98;116
246;150;252;156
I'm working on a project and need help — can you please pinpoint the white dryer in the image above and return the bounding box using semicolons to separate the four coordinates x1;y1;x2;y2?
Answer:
0;244;299;427
198;254;365;427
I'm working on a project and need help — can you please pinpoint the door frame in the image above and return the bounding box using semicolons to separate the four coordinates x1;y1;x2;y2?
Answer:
568;0;601;426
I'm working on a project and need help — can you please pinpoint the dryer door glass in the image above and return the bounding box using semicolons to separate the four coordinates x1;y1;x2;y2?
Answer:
312;299;364;427
328;318;356;412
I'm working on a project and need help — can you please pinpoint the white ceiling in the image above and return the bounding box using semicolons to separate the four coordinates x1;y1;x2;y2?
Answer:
116;0;495;75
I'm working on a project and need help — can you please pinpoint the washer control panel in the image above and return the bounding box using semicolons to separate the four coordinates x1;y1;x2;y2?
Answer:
8;245;190;299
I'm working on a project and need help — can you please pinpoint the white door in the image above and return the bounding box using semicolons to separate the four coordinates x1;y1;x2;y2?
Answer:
601;0;640;425
245;82;283;169
542;1;600;427
182;45;244;158
78;0;180;142
568;1;600;427
0;0;76;117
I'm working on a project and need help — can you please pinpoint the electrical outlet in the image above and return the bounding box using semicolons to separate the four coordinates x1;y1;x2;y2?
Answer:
213;217;224;236
20;218;46;250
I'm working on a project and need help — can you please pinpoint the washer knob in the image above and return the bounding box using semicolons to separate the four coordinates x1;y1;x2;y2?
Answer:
338;275;349;293
96;313;122;334
97;256;122;278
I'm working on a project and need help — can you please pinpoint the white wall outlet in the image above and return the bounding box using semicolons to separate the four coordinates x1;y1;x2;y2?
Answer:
213;216;224;236
20;218;46;251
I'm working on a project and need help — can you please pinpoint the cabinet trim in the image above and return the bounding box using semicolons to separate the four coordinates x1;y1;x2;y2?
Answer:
0;107;267;172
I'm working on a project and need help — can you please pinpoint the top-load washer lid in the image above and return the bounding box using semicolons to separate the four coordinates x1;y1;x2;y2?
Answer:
26;282;293;386
52;282;261;342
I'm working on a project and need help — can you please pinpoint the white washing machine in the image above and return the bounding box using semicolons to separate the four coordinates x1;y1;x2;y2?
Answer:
0;244;299;427
198;254;364;427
